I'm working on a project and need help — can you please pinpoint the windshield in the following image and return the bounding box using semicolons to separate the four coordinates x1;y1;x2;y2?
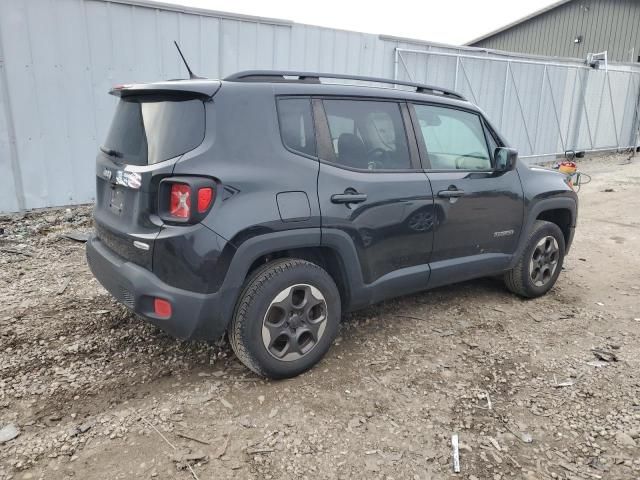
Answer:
103;95;205;165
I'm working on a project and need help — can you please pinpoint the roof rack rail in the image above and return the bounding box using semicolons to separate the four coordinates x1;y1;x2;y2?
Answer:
223;70;466;100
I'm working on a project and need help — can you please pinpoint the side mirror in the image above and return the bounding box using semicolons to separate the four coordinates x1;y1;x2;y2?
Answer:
494;147;518;172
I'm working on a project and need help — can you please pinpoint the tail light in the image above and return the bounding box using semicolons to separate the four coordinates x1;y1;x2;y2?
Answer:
169;184;191;218
159;177;216;224
197;187;214;213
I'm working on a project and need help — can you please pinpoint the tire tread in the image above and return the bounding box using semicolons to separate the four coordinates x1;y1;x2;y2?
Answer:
504;220;565;298
228;258;334;377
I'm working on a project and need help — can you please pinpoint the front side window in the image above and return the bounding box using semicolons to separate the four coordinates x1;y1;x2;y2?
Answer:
277;98;316;157
413;105;491;170
323;100;411;170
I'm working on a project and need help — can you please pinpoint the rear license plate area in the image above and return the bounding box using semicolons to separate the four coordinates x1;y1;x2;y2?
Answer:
109;186;125;215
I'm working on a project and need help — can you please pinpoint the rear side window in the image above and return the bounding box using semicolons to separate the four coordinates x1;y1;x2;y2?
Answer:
323;100;411;170
104;95;205;166
277;98;316;157
413;104;491;170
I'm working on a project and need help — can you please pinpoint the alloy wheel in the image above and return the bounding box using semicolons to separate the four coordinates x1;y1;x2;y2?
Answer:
261;284;328;361
529;236;559;287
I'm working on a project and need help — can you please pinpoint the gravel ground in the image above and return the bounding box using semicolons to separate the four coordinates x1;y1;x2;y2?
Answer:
1;153;639;480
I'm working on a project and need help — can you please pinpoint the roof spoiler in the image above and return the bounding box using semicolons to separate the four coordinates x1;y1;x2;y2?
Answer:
109;80;221;98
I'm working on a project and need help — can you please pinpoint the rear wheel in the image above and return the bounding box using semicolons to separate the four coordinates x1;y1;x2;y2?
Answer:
504;220;565;298
228;259;341;378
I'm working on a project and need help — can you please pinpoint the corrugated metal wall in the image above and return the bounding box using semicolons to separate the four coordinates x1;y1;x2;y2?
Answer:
394;47;640;160
470;0;640;63
0;0;639;213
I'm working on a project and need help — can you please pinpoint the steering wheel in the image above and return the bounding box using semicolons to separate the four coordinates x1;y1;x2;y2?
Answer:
455;152;486;170
366;148;389;170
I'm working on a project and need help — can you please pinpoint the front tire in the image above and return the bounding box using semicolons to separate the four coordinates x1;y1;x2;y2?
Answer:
228;259;341;379
504;220;566;298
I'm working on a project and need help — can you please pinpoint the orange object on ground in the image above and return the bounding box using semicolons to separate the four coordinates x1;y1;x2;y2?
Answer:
559;161;577;174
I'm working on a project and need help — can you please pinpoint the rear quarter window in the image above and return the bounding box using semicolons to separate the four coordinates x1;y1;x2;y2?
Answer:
277;98;316;157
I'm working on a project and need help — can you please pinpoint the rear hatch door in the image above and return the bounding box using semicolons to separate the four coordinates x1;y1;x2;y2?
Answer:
93;82;219;269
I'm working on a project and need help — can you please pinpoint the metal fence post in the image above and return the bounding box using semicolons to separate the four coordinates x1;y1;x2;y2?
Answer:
393;47;399;83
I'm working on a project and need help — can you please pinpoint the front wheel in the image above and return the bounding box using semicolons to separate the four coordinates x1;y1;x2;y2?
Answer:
228;259;341;379
504;220;566;298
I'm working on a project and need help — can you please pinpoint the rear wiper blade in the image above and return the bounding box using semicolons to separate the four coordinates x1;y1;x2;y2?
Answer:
100;146;123;158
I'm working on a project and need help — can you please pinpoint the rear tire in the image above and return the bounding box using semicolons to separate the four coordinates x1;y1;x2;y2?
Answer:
228;259;341;379
504;220;565;298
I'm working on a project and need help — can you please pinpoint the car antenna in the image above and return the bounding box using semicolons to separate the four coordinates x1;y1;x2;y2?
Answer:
173;40;203;80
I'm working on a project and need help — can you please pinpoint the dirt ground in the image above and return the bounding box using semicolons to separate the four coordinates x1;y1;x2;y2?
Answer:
1;153;639;480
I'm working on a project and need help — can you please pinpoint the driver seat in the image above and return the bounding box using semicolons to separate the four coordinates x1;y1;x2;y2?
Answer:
337;133;367;169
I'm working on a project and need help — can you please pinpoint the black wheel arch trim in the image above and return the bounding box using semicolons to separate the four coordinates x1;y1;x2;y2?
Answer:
215;227;384;332
215;228;367;330
509;196;577;269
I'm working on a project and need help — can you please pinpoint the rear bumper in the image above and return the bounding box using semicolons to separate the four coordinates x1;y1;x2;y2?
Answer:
86;234;227;340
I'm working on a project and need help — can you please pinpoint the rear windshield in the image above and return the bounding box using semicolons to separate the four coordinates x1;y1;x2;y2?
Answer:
103;95;205;165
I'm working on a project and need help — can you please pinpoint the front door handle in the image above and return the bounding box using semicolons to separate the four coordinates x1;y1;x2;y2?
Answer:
331;190;367;205
437;189;465;198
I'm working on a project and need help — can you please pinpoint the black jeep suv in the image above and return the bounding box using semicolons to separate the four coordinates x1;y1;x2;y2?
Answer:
87;71;578;378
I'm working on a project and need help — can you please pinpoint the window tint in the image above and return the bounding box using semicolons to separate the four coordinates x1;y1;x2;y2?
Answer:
323;100;411;170
413;105;491;170
277;98;316;157
104;95;205;166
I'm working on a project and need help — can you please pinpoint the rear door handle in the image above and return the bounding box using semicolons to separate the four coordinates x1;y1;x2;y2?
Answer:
331;191;367;205
437;189;465;198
